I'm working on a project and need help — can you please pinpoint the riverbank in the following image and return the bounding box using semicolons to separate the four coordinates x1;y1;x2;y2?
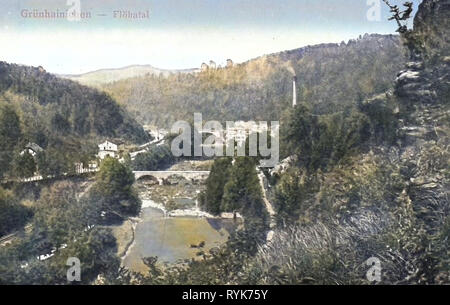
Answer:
112;200;218;265
121;206;236;273
141;199;242;219
110;219;136;258
113;198;242;273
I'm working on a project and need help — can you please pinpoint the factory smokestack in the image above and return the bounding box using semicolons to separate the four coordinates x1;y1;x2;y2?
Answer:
292;76;297;107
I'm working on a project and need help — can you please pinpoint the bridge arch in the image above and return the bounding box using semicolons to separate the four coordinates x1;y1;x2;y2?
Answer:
133;171;210;183
135;174;163;185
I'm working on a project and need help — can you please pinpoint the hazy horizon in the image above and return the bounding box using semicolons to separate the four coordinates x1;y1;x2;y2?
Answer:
0;0;421;74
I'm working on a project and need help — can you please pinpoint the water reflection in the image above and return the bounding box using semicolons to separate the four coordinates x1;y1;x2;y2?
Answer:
122;207;238;273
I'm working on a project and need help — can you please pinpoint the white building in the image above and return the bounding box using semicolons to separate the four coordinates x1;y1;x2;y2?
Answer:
20;142;44;157
226;121;270;145
200;121;271;148
97;141;118;160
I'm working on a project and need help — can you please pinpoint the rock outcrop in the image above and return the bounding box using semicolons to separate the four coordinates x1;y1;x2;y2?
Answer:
413;0;450;62
393;0;449;144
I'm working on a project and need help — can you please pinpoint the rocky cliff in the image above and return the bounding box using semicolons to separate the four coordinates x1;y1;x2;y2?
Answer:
261;0;449;284
413;0;450;62
365;0;449;283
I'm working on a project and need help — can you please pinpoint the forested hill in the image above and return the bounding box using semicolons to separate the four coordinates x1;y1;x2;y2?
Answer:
0;61;148;145
103;34;407;127
60;65;197;87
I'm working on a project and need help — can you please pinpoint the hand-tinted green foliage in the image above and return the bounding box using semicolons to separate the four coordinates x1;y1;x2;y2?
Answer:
131;145;174;171
199;157;232;215
274;168;318;225
0;104;21;148
32;182;90;248
0;62;148;143
0;62;149;180
35;149;72;177
0;227;119;285
90;158;141;218
49;227;120;284
0;187;31;236
0;181;121;284
222;157;264;216
12;151;36;178
281;103;371;171
0;104;22;177
200;156;268;227
104;35;405;127
358;93;399;144
281;104;322;169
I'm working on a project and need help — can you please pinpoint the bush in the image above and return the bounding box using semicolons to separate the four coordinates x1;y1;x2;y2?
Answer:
281;104;371;171
0;187;31;236
132;145;174;171
12;151;36;178
199;157;232;215
90;158;141;219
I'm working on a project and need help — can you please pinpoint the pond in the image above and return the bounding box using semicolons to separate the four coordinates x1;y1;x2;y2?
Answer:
122;206;238;273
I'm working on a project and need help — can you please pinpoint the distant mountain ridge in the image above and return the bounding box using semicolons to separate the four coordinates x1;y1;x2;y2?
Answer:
60;65;198;86
101;34;408;127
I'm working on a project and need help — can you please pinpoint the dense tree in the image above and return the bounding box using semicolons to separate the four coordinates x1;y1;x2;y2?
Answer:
132;145;174;171
273;169;314;225
358;95;399;144
35;149;72;177
0;61;148;145
199;157;232;215
0;187;31;236
221;157;267;223
0;105;22;177
49;227;120;284
32;181;82;249
1;181;120;284
89;158;141;218
0;104;21;148
281;104;323;169
12;151;36;178
51;113;71;135
281;103;371;171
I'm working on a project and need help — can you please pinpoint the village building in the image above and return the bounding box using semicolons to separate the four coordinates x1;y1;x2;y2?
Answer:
88;161;98;170
97;140;118;160
201;121;271;148
74;162;86;174
20;142;44;157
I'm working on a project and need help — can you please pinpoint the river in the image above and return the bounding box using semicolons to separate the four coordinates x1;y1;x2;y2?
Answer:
121;204;238;274
117;161;241;273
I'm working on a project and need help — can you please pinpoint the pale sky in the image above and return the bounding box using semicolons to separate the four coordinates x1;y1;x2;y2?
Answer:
0;0;421;74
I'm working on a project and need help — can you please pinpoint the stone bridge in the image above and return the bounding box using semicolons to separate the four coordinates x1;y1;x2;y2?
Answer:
133;171;210;184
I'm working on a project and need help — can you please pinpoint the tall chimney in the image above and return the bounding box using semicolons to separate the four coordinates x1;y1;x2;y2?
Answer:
292;76;297;107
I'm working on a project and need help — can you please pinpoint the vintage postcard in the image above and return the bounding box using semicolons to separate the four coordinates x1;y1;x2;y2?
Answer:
0;0;448;293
